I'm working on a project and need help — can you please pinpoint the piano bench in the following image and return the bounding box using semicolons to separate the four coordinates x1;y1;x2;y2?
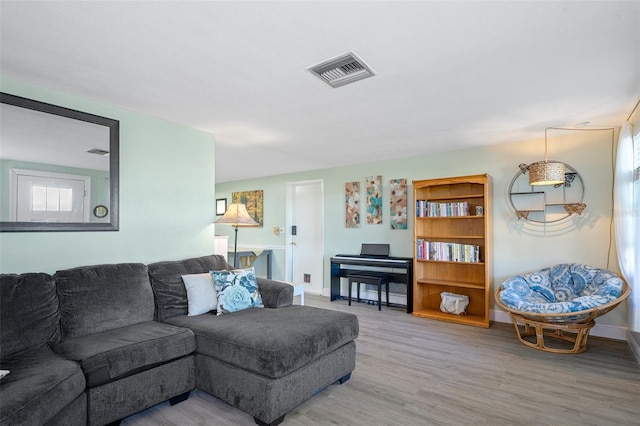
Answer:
347;273;390;311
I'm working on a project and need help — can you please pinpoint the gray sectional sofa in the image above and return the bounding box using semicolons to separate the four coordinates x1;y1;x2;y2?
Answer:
0;255;359;426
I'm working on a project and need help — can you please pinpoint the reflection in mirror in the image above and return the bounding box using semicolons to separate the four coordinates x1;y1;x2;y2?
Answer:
0;93;119;231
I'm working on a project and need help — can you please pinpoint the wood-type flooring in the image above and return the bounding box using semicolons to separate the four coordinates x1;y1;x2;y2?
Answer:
122;294;640;426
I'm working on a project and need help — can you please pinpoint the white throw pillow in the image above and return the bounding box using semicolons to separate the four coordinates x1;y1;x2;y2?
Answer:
0;370;9;380
182;273;217;316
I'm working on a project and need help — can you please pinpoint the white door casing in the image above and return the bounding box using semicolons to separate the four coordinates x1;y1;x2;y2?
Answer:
286;180;324;295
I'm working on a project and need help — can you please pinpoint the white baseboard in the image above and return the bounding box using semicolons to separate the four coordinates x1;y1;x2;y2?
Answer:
491;309;628;341
321;288;629;342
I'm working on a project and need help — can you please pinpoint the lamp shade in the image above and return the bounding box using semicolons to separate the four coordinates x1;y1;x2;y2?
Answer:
215;203;259;227
529;161;566;186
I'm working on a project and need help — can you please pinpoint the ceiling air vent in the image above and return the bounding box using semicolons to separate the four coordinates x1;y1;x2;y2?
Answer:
307;52;375;88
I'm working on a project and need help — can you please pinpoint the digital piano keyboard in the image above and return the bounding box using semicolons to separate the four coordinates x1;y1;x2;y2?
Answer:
330;253;413;313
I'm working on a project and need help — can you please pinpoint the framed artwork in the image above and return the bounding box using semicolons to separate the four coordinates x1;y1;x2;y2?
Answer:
232;190;264;226
390;178;408;229
366;175;383;225
216;198;227;216
345;181;360;228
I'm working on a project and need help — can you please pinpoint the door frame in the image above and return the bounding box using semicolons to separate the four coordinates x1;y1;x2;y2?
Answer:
285;179;324;293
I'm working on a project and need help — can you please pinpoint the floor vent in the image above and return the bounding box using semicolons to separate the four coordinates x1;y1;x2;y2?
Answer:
307;52;375;88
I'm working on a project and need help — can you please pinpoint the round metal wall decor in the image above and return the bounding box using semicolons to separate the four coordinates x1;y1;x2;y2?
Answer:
508;161;585;224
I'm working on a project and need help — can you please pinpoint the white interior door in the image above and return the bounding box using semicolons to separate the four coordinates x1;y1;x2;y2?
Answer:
11;169;90;222
286;180;324;295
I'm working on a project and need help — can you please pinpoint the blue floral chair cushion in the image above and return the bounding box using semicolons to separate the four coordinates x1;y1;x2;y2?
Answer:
498;264;624;320
211;267;263;315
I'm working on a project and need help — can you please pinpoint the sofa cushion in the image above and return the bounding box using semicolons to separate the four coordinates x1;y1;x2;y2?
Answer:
148;255;231;321
0;273;60;359
55;263;154;339
166;305;359;379
0;346;85;426
53;320;195;387
212;267;263;315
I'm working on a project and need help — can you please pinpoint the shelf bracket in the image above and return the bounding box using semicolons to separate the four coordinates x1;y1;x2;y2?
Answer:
563;203;587;216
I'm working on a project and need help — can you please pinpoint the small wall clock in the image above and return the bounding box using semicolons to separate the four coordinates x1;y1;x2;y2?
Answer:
93;205;109;218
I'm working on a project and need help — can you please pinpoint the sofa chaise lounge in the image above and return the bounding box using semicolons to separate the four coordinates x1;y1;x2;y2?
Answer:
0;255;359;426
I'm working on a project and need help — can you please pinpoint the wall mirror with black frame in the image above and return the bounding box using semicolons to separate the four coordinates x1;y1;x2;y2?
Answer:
0;92;119;231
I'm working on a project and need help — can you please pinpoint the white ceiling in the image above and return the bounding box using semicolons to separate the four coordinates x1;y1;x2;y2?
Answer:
1;1;638;183
0;102;111;171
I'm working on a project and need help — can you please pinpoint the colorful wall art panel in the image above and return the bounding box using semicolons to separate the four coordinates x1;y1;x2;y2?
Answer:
345;181;360;228
232;189;264;226
390;178;408;229
366;175;383;225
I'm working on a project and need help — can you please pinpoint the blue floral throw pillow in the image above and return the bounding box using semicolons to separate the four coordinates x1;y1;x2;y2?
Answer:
211;267;263;315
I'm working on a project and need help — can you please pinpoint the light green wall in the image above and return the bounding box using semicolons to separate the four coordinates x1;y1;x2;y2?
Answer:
217;129;627;328
0;159;110;222
0;77;216;273
1;77;624;329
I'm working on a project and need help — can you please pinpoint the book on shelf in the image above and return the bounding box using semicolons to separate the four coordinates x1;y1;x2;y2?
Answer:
416;200;470;217
416;239;480;263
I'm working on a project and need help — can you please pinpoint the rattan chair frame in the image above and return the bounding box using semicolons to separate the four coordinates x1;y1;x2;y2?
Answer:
495;279;630;354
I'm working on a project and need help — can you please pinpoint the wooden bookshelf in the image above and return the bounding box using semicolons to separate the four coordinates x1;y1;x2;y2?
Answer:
413;174;492;328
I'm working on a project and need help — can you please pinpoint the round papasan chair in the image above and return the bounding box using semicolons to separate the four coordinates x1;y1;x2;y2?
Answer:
495;263;630;354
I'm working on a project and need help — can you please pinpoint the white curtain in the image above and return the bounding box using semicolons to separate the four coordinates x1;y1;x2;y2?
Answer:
614;122;639;331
